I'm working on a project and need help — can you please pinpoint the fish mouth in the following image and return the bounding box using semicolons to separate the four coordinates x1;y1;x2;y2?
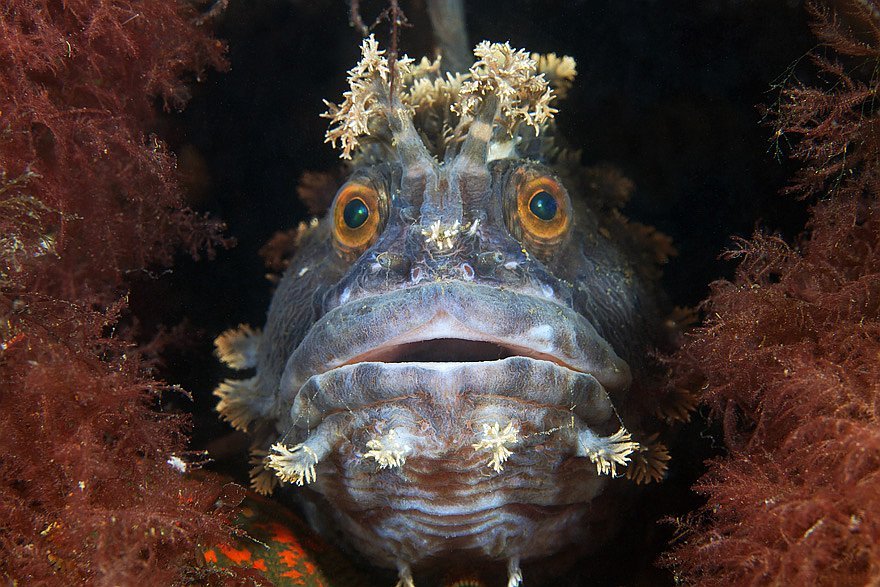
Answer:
278;282;631;419
344;334;578;370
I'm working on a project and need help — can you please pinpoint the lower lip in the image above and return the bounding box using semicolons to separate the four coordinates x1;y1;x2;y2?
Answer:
289;356;616;430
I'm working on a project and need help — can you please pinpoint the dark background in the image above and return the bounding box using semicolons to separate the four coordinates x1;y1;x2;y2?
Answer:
135;1;816;584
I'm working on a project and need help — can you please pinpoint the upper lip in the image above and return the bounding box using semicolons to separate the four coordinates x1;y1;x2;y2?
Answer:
340;322;581;370
278;282;631;404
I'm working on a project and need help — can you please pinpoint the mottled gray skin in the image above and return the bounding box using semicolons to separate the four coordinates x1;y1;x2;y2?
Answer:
247;153;669;579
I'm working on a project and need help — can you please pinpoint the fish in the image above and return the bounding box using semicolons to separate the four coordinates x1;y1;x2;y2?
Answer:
214;37;689;586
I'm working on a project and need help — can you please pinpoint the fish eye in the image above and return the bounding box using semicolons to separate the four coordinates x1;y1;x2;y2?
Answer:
528;190;558;221
512;174;571;247
343;197;369;228
332;181;383;254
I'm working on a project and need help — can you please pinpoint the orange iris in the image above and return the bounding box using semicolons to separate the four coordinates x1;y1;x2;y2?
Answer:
332;181;383;253
515;175;570;245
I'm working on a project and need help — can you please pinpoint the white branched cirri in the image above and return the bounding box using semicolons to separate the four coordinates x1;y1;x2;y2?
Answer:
454;41;557;135
321;35;413;159
267;442;319;486
577;426;640;477
472;421;519;473
364;429;411;470
321;35;576;160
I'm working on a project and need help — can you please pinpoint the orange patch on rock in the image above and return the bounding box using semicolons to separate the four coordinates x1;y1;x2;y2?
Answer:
281;568;303;579
219;543;252;564
279;544;307;567
265;521;297;545
253;558;268;571
203;549;218;563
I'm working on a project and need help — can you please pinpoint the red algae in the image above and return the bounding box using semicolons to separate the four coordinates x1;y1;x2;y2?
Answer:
663;1;880;584
0;0;249;584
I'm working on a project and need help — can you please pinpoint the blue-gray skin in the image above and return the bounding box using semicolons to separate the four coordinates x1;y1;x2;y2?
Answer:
215;51;673;587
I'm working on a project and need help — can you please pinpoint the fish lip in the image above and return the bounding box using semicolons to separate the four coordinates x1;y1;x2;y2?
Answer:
290;357;618;428
278;281;631;405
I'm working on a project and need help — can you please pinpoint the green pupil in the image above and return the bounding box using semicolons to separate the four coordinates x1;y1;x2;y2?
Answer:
343;198;369;228
529;190;557;221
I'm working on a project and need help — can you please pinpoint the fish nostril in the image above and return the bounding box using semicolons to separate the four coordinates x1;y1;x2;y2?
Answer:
461;263;475;281
376;251;411;274
410;265;426;284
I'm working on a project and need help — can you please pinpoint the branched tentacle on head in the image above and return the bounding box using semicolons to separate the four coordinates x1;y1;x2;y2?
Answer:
321;36;576;165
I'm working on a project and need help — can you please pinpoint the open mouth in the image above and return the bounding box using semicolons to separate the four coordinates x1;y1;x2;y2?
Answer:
350;338;515;363
344;337;572;368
